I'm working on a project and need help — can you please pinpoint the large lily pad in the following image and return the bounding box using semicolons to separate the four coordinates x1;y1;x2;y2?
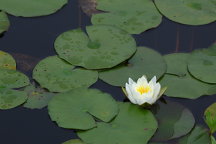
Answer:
151;100;195;141
188;45;216;83
178;126;211;144
62;139;85;144
91;0;162;34
0;50;16;70
0;69;29;88
0;11;9;34
204;103;216;134
0;88;28;110
54;25;136;69
154;0;216;25
160;53;216;99
99;47;166;86
78;102;158;144
0;0;68;17
23;84;55;109
48;88;118;130
33;56;98;92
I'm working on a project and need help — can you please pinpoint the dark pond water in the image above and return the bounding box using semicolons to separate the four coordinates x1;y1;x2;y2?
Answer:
0;0;216;143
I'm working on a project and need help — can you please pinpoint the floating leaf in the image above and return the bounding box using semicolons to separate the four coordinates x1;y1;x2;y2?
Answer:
0;50;16;70
0;11;9;34
48;88;118;130
62;139;85;144
99;47;166;86
188;45;216;83
0;0;68;17
204;103;216;134
151;100;195;141
33;56;98;92
160;53;216;99
78;102;157;144
154;0;216;25
0;69;29;88
0;88;28;110
178;126;211;144
91;0;162;34
211;136;216;144
23;84;55;109
54;25;136;69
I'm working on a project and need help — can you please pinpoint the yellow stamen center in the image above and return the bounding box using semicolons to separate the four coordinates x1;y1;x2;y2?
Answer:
136;85;151;95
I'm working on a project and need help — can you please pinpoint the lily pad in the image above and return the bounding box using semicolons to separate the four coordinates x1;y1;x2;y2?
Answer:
62;139;85;144
204;103;216;134
91;0;162;34
151;100;195;141
211;136;216;144
0;0;68;17
23;84;55;109
0;11;9;34
178;126;211;144
54;25;136;69
0;69;29;88
48;88;118;130
78;102;158;144
160;53;216;99
188;45;216;83
33;56;98;92
99;47;166;86
154;0;216;25
0;88;28;110
0;51;16;70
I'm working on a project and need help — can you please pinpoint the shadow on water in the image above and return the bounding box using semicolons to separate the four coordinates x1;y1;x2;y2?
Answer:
0;0;216;143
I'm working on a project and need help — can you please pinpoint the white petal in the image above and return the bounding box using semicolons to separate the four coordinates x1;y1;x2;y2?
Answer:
149;76;157;85
153;83;161;100
128;77;135;85
125;83;137;104
137;75;148;85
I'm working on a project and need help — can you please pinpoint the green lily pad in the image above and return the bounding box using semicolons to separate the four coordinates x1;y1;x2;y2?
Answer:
48;88;118;130
160;53;216;99
62;139;85;144
204;103;216;134
0;69;29;88
99;47;166;86
0;50;16;70
178;126;211;144
211;136;216;144
188;45;216;83
33;56;98;92
154;0;216;25
78;102;158;144
23;84;55;109
151;100;195;141
0;0;68;17
54;25;136;69
0;11;9;34
91;0;162;34
0;88;28;110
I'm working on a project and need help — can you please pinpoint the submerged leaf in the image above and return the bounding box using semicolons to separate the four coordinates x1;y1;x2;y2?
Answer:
33;56;98;92
99;47;166;86
178;126;211;144
151;100;195;141
78;102;157;144
79;0;100;16
204;103;216;134
48;88;118;130
54;25;136;69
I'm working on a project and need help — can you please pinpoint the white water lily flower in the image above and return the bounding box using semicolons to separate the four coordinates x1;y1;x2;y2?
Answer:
125;75;165;105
